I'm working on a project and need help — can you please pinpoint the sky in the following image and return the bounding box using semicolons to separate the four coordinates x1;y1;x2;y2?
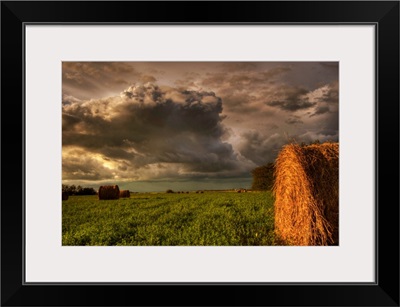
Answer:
62;62;338;192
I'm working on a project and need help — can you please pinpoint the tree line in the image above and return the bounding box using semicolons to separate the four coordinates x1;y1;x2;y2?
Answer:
62;184;97;196
251;162;275;191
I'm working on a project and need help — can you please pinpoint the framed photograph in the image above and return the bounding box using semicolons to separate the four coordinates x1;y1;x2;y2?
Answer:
2;1;399;306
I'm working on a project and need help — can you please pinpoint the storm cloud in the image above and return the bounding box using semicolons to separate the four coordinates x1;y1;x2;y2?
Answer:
285;116;304;125
237;131;289;166
62;83;253;182
310;105;330;117
266;87;316;111
62;62;339;190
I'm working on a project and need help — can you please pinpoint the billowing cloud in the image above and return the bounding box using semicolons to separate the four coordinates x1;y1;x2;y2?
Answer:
62;62;339;190
62;83;253;182
236;132;288;165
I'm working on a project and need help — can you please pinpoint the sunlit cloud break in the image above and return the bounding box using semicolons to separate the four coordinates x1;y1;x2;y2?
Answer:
62;62;338;191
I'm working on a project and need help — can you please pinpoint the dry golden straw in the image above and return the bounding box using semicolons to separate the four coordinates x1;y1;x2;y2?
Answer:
119;190;130;198
98;185;120;200
273;142;339;246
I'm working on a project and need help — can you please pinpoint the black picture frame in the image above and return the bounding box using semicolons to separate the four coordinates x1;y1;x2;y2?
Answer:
1;1;399;306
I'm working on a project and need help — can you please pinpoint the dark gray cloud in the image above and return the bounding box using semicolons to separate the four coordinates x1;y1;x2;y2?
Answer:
237;131;288;165
62;62;339;187
285;116;304;125
310;105;330;117
237;127;339;166
268;99;315;111
320;81;339;104
62;83;252;181
220;92;257;113
297;130;338;144
266;86;316;111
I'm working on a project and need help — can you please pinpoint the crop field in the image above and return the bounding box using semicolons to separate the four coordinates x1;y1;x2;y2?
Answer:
62;191;276;246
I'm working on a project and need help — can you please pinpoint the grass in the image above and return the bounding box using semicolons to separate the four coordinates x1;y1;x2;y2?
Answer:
62;191;276;246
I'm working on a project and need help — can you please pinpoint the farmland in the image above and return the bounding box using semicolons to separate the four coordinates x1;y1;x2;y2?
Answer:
62;191;276;246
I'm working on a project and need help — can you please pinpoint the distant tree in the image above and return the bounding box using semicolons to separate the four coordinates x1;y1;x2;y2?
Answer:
76;185;83;195
76;187;97;195
166;189;174;193
83;188;97;195
62;184;69;194
69;185;77;195
62;184;97;196
251;162;275;191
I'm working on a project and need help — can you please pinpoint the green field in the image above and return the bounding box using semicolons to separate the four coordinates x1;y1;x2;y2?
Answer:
62;191;276;246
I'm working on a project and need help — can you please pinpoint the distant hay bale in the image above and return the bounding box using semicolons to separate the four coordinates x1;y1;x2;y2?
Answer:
273;142;339;246
62;192;69;201
98;185;120;200
119;190;130;198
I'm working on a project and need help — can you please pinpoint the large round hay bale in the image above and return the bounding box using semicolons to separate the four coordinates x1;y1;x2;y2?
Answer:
98;185;120;200
119;190;130;198
273;142;339;246
62;191;69;201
